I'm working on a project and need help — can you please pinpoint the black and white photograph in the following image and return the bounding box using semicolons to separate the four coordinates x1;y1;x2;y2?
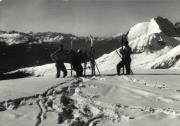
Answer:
0;0;180;125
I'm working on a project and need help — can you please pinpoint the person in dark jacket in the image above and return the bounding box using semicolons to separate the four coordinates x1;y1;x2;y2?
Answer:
116;36;132;75
72;49;83;77
51;44;67;78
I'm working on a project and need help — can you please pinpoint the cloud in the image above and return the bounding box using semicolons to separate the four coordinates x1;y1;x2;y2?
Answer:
62;0;69;2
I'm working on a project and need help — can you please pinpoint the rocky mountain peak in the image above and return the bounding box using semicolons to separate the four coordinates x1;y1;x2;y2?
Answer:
154;16;178;37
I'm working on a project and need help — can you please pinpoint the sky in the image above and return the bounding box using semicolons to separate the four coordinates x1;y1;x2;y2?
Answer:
0;0;180;37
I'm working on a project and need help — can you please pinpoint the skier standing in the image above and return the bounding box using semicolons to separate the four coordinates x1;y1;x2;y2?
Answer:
51;44;67;78
116;35;132;75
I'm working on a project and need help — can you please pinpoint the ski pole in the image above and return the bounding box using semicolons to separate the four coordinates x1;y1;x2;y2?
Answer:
70;40;73;76
94;61;101;75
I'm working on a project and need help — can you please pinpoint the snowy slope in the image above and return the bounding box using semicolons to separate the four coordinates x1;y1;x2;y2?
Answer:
150;45;180;69
9;63;70;77
96;46;172;71
96;44;180;70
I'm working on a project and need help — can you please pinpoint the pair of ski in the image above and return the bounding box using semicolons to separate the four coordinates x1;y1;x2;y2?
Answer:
90;35;101;76
91;47;101;76
70;38;101;77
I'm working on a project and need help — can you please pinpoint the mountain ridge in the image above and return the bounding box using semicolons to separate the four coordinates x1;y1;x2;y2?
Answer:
1;16;180;73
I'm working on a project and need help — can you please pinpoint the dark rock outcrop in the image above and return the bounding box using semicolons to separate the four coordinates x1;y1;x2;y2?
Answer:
154;16;180;37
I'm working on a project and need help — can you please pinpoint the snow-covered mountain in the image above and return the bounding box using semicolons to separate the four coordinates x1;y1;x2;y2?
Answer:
97;17;180;70
0;31;78;45
0;31;31;45
128;17;180;52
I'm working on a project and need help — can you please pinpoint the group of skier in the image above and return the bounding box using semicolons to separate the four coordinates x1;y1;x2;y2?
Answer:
51;34;132;78
51;44;84;78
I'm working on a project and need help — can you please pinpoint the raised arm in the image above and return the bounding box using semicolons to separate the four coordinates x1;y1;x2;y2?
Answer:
50;49;59;62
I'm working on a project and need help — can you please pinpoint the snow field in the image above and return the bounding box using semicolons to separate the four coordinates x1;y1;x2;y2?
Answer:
1;73;180;126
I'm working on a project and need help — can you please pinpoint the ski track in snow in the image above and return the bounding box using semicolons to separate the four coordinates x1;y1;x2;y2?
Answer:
35;99;47;126
35;100;43;126
72;76;180;126
0;76;180;126
121;75;168;90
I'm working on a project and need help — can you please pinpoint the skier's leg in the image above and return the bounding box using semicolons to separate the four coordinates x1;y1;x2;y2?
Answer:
117;61;123;75
79;64;83;76
56;63;60;78
73;65;79;77
62;64;67;78
125;60;131;75
116;63;120;75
